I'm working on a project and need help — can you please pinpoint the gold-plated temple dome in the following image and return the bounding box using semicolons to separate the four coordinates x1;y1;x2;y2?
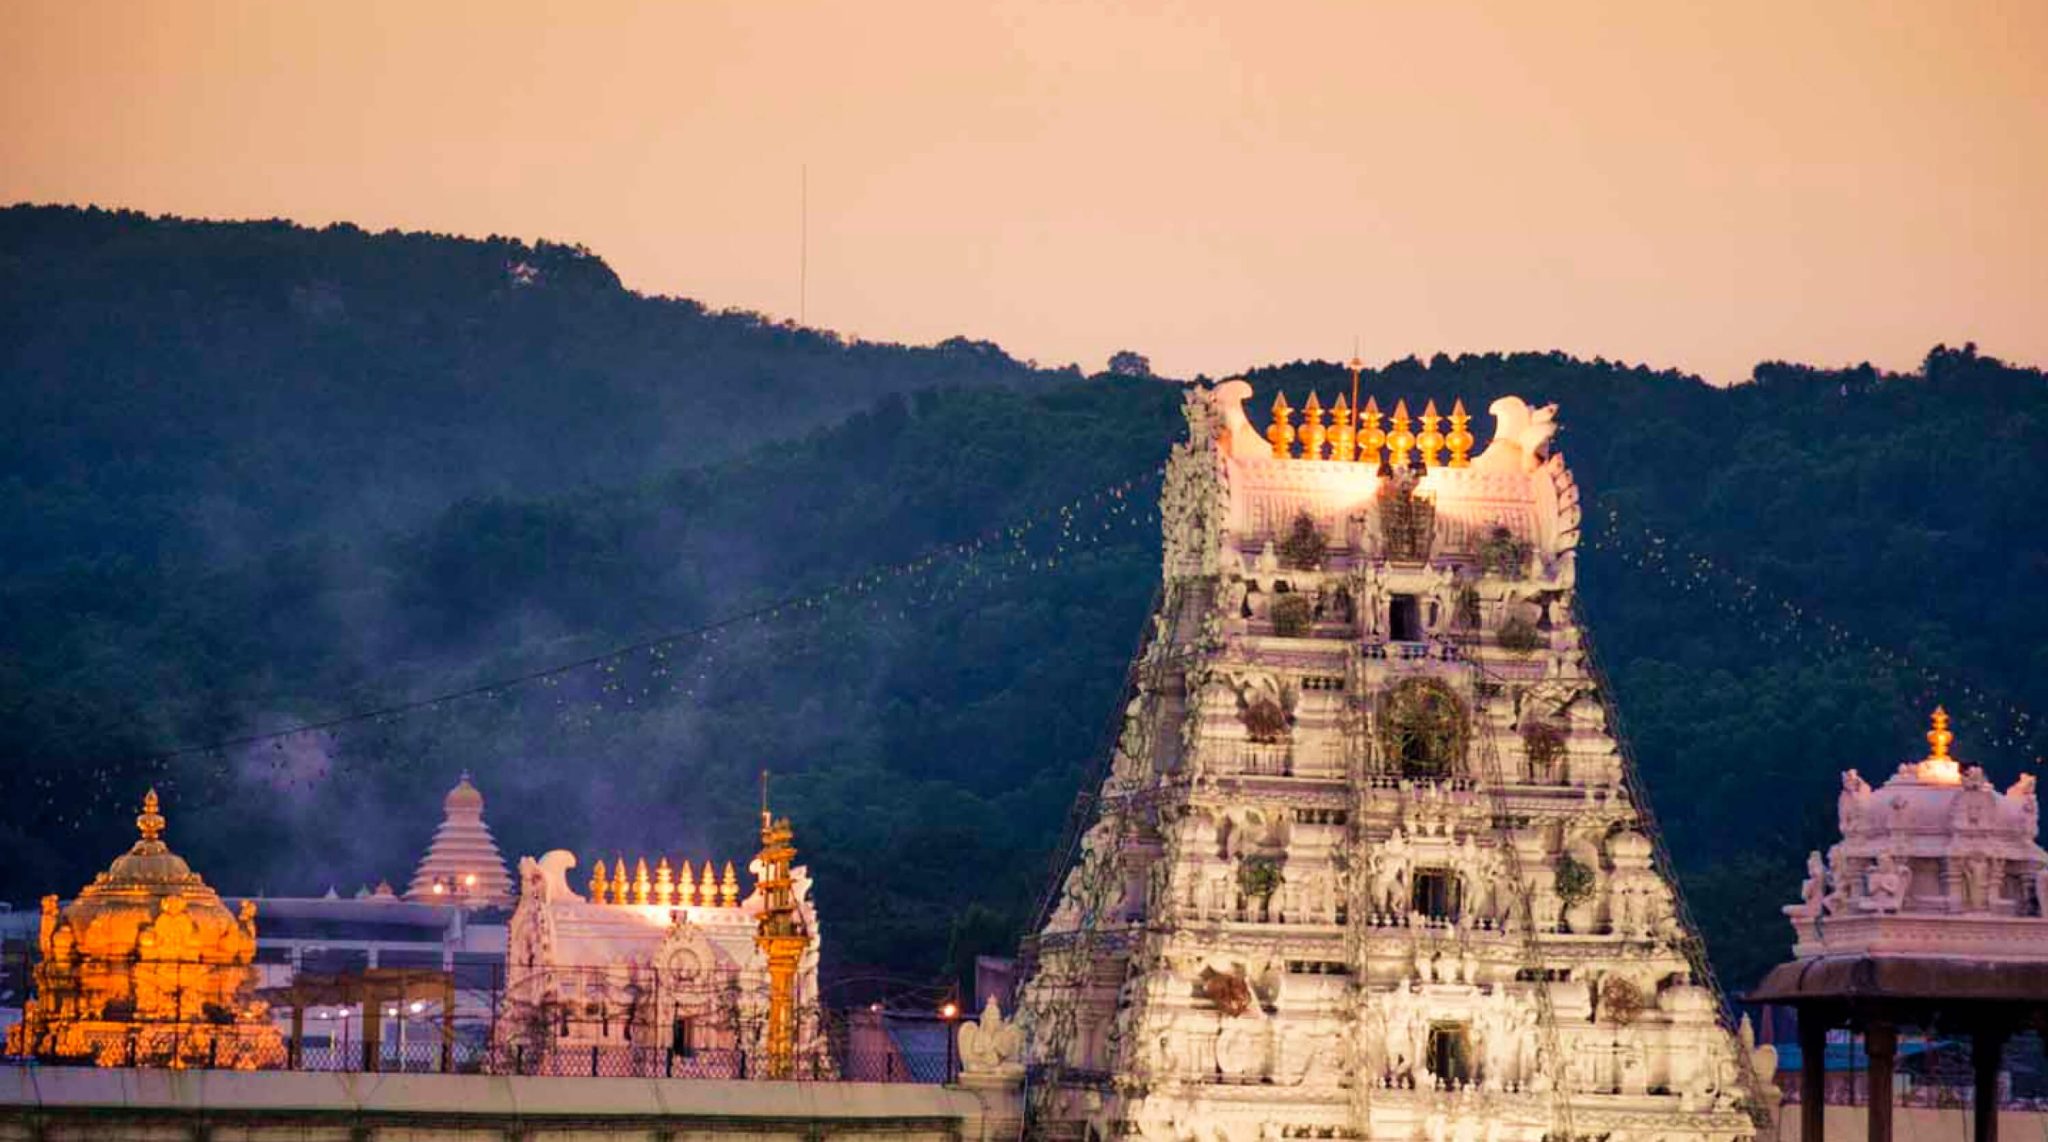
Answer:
95;789;199;889
6;790;281;1068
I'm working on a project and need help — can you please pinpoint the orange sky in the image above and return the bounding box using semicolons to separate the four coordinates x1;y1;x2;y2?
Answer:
5;1;2045;382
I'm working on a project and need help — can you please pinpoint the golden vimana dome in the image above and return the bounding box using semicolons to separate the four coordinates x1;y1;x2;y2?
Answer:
5;789;283;1068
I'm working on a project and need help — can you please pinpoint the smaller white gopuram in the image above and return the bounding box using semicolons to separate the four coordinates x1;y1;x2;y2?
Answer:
1782;707;2048;959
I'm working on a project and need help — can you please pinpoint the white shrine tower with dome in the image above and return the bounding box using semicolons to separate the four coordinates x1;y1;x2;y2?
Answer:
1783;707;2047;960
1016;379;1766;1142
406;772;515;906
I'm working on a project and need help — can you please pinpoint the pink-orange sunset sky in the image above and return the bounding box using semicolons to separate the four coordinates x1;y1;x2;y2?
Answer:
5;2;2045;383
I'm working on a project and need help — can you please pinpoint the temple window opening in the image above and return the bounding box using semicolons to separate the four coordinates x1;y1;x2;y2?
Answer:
1389;594;1421;642
1426;1023;1473;1087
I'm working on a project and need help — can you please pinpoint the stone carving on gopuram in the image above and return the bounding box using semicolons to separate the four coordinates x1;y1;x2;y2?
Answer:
1017;377;1763;1142
6;790;283;1068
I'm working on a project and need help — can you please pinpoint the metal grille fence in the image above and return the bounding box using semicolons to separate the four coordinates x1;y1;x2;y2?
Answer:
3;958;961;1084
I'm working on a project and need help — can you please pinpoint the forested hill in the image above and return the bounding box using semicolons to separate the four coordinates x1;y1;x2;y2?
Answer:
0;205;1063;574
1;206;2043;998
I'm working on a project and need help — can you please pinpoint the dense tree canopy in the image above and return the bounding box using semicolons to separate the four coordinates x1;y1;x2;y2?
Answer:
2;207;2041;998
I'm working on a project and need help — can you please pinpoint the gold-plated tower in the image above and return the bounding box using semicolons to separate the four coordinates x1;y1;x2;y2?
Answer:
589;858;610;903
1360;397;1385;467
754;775;810;1080
1301;393;1327;460
1447;399;1474;467
1266;393;1296;459
1329;395;1355;465
1387;400;1415;469
1418;400;1444;468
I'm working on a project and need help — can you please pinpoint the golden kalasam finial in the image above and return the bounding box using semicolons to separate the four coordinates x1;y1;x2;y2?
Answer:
589;858;610;903
1359;398;1385;467
611;858;628;903
700;863;719;906
1301;393;1327;461
678;859;696;906
633;858;651;905
136;788;166;844
1267;392;1296;459
1447;399;1474;467
1927;706;1953;761
655;858;675;906
1417;400;1444;468
1387;400;1415;469
721;861;740;907
1329;395;1355;464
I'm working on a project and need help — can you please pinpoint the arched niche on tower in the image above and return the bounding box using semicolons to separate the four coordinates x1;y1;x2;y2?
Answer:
1376;678;1470;780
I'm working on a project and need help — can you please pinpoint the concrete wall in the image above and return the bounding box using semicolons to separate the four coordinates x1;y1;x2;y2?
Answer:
0;1067;1019;1142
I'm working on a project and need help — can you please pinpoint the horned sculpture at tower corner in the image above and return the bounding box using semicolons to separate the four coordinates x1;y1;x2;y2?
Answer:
1017;379;1761;1142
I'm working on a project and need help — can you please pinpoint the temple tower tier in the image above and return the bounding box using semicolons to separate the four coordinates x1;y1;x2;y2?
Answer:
1017;381;1765;1142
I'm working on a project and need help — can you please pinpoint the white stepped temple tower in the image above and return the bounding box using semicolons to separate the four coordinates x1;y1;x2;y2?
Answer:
406;772;515;906
1017;380;1765;1142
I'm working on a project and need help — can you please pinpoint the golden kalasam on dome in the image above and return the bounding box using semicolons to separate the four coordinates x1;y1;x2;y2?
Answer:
5;790;283;1068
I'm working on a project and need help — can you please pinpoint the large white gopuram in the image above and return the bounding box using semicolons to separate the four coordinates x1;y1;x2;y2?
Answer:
1017;379;1766;1142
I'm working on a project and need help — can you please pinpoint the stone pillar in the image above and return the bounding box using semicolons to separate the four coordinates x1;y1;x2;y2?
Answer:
363;997;383;1073
959;1072;1026;1141
1975;1028;2007;1142
1865;1022;1896;1142
441;973;457;1073
1800;1010;1827;1142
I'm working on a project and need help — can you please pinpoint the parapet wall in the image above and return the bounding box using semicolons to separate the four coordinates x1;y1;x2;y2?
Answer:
0;1066;1019;1142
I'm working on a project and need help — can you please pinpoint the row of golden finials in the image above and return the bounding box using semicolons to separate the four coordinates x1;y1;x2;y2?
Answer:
588;855;742;907
1264;393;1476;467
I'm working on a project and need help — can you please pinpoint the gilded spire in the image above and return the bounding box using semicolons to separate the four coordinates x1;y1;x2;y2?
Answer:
722;861;740;906
1301;393;1327;461
678;859;695;906
1387;400;1415;469
589;858;610;903
1266;393;1296;459
1359;398;1385;467
633;858;652;905
1417;400;1444;468
699;863;719;906
1446;399;1474;468
136;788;165;845
655;857;675;906
1927;706;1953;762
1329;394;1355;465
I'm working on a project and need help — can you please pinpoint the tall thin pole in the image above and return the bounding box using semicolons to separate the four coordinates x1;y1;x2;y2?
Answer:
799;166;808;326
1348;340;1363;462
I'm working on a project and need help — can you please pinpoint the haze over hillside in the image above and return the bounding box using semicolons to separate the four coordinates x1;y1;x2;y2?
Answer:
2;206;2042;993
